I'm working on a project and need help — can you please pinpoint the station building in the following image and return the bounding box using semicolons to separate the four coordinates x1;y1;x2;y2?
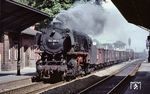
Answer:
0;27;41;71
0;0;50;71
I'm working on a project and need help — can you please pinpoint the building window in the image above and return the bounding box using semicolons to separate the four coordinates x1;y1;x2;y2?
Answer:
14;45;18;60
9;49;11;60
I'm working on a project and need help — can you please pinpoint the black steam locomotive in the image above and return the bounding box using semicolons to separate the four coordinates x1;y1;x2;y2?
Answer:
35;24;93;80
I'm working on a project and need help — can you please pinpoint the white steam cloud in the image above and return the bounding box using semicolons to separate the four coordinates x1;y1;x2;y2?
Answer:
52;1;106;35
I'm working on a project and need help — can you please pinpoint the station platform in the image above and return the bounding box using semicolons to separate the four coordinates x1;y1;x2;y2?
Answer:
0;60;141;93
0;67;36;84
125;60;150;94
0;60;138;84
0;60;135;91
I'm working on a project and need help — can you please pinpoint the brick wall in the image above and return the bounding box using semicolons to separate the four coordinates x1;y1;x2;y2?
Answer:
21;34;37;67
1;33;11;71
0;32;40;71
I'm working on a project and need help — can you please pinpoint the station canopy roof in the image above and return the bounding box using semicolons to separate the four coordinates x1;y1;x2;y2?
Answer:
0;0;50;33
21;28;40;36
111;0;150;30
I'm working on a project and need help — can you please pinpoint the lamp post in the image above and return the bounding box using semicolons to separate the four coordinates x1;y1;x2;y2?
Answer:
128;38;131;60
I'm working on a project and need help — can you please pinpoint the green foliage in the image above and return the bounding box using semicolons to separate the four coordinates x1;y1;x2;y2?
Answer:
113;41;126;49
16;0;74;17
16;0;74;30
15;0;30;5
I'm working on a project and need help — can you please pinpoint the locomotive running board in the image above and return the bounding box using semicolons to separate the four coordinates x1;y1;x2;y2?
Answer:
67;52;88;56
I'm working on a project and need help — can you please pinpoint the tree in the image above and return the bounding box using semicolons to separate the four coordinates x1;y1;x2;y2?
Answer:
16;0;74;17
113;41;126;49
101;43;114;49
16;0;74;30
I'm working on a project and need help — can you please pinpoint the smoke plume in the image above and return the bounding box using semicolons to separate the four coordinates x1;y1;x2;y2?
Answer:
52;1;106;35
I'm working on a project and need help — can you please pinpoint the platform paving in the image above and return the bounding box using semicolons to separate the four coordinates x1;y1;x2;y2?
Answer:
0;67;36;84
0;61;131;85
124;60;150;94
0;60;138;94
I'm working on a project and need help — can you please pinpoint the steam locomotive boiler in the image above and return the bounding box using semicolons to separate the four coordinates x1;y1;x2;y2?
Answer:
35;25;92;80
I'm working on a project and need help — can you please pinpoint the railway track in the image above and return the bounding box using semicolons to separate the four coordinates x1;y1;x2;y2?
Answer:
0;60;142;94
78;60;142;94
0;80;64;94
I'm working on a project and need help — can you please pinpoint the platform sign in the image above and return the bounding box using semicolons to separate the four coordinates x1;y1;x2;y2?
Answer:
146;35;150;48
130;81;141;90
146;40;150;49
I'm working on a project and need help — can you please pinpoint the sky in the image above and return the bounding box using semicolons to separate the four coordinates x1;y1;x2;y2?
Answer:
95;0;149;52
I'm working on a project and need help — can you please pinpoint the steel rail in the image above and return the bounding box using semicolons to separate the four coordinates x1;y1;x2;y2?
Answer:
78;60;142;94
0;81;63;94
107;63;141;94
0;60;142;94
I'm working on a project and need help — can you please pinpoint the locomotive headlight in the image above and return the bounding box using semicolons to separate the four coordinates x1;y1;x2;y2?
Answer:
93;41;97;45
